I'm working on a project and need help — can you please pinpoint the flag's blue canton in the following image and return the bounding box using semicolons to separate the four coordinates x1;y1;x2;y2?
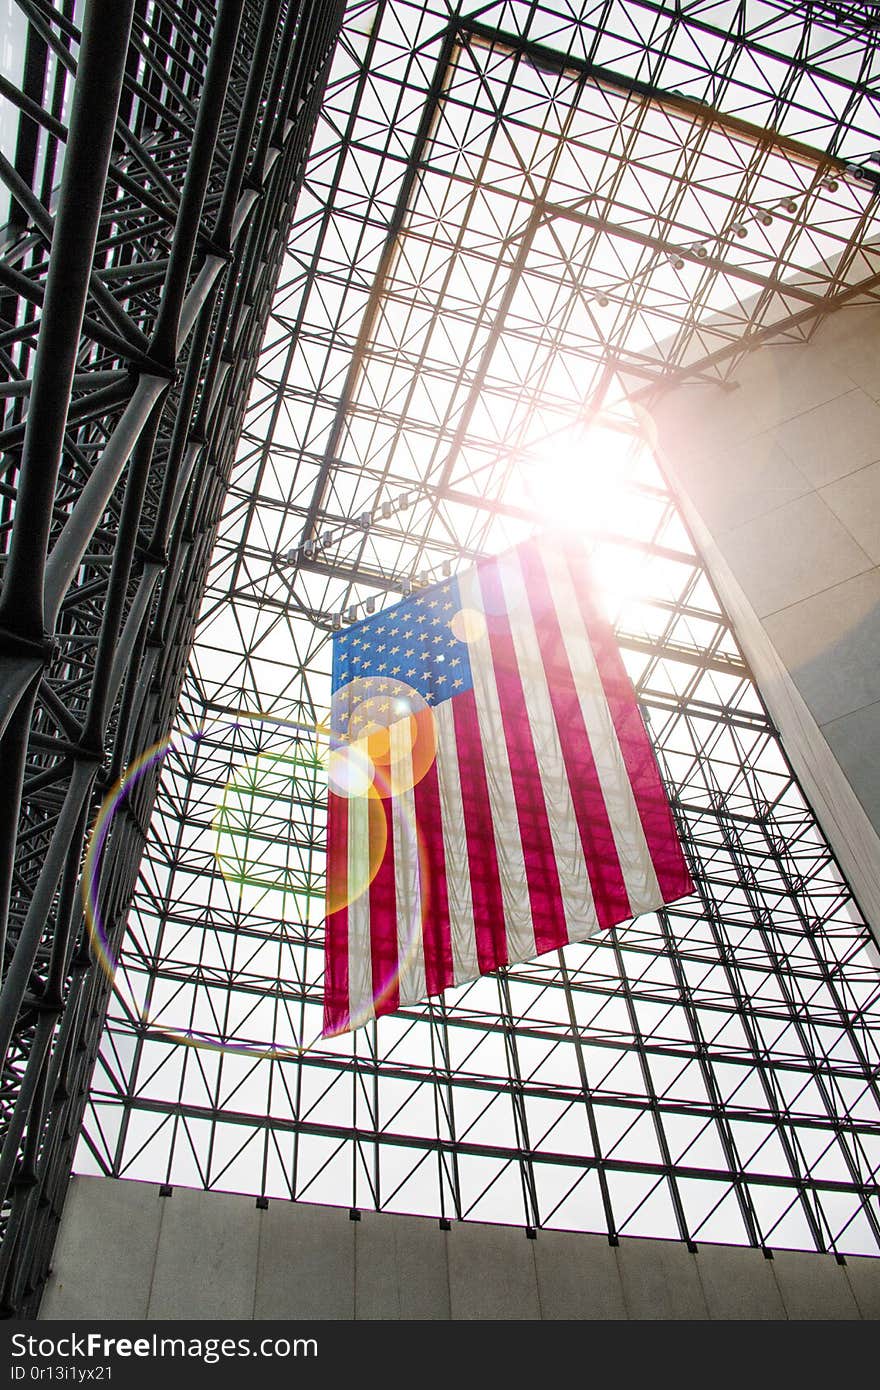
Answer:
331;576;474;739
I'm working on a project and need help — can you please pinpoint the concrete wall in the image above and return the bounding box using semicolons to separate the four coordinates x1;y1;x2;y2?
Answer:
39;1176;880;1320
649;304;880;936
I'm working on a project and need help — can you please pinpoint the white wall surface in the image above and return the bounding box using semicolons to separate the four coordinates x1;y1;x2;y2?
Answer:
649;304;880;938
39;1176;880;1320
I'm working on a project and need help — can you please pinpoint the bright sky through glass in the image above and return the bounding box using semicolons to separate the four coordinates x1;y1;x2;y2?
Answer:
80;2;880;1255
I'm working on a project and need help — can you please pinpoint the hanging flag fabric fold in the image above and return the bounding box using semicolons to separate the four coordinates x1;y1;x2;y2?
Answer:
322;533;693;1036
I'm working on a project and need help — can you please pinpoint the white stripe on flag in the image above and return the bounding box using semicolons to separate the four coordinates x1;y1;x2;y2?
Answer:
538;539;662;915
434;699;480;985
457;564;537;965
496;547;600;942
390;716;426;1006
347;766;375;1026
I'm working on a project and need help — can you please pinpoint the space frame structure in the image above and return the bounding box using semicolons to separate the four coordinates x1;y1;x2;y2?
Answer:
0;0;345;1317
2;0;880;1319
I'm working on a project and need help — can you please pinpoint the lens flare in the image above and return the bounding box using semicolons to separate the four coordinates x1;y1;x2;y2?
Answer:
325;776;389;917
84;706;434;1050
449;606;487;645
370;709;435;799
328;741;375;797
84;711;337;1060
322;741;427;1036
330;677;437;798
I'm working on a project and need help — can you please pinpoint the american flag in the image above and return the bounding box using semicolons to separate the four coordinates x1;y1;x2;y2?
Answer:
322;534;693;1036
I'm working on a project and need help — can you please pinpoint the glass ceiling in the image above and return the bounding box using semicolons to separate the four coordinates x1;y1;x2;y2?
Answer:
79;1;880;1254
204;0;880;687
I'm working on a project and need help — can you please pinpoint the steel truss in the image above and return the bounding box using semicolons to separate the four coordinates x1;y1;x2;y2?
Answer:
0;0;345;1318
67;0;880;1283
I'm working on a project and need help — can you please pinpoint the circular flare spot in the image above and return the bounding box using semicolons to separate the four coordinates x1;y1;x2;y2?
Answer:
325;780;388;917
449;606;486;645
365;709;437;800
365;725;391;760
330;678;437;799
327;742;375;798
83;710;343;1061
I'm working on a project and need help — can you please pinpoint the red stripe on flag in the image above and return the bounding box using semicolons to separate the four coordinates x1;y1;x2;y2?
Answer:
369;792;399;1020
451;690;507;974
323;789;350;1036
518;544;631;929
478;558;569;956
413;753;455;996
567;549;693;902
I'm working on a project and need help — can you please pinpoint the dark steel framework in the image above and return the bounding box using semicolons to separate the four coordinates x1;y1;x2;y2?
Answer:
2;0;880;1319
0;0;345;1318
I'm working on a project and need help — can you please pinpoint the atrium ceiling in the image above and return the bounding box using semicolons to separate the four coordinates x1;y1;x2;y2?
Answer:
2;3;879;1306
78;1;880;1261
202;0;880;719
